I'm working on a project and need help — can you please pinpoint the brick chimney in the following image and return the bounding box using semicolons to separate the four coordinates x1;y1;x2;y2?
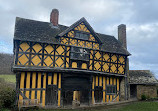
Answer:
118;24;127;49
50;9;59;26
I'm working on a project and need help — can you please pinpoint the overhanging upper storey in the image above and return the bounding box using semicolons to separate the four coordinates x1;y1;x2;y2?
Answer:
14;17;130;56
13;12;130;76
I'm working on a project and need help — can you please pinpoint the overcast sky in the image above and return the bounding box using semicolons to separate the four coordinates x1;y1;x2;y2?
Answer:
0;0;158;78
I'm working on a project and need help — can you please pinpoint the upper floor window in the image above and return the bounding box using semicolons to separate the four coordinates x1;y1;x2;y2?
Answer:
70;46;89;61
106;85;116;94
75;32;89;40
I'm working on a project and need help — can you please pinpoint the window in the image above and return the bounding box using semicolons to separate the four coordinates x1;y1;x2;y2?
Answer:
106;85;116;94
75;32;89;40
70;46;89;61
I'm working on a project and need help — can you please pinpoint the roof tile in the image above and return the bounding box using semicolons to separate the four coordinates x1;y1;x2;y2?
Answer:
14;17;130;55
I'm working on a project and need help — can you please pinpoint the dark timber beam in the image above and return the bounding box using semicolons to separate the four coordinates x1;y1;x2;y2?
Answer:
13;65;127;77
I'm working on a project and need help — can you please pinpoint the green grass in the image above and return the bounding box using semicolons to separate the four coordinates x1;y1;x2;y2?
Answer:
26;102;158;111
0;75;16;83
1;100;158;111
0;75;157;111
0;109;11;111
106;102;158;111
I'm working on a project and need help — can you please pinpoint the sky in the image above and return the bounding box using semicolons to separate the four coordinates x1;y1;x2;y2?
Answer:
0;0;158;78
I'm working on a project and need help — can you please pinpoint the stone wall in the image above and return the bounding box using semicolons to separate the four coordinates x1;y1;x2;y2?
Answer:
137;85;157;99
120;78;125;101
126;58;130;100
118;24;127;49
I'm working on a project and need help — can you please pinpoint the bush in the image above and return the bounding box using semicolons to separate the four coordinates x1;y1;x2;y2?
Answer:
146;95;150;99
141;94;147;100
0;80;16;109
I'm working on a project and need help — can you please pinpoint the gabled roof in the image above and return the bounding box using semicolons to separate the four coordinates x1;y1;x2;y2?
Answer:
58;17;102;44
97;33;130;55
129;70;158;85
14;17;130;56
14;17;67;43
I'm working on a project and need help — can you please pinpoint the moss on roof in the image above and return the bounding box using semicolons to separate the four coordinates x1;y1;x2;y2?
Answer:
129;70;158;84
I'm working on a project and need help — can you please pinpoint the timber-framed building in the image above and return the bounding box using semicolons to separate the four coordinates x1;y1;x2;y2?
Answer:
13;9;130;108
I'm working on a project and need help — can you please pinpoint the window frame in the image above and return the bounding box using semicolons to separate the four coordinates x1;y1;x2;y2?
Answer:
70;46;90;61
106;85;117;94
74;31;89;40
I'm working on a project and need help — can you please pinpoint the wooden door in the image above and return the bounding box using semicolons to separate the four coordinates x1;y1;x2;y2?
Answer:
63;91;73;106
46;85;57;106
95;86;103;103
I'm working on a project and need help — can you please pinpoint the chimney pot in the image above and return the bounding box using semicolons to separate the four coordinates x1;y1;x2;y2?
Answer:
118;24;127;49
50;9;59;26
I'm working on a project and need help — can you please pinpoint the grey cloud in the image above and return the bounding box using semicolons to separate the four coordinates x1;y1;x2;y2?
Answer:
130;60;158;79
127;23;158;64
0;0;158;78
130;0;158;24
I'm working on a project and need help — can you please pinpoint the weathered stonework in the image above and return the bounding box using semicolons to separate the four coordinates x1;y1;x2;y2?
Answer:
126;58;130;100
120;78;125;101
129;70;158;100
72;100;80;108
129;70;157;84
118;24;127;49
118;24;129;101
137;85;157;99
50;9;59;26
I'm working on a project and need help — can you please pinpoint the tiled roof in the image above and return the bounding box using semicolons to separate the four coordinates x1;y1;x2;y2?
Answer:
14;17;130;55
129;70;158;84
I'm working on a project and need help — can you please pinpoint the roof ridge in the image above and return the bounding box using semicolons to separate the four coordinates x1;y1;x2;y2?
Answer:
16;17;116;38
58;17;102;43
16;17;50;24
96;32;114;37
14;17;130;56
16;17;69;28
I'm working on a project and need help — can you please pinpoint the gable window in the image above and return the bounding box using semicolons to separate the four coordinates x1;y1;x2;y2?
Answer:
70;46;89;61
106;85;116;94
75;32;89;40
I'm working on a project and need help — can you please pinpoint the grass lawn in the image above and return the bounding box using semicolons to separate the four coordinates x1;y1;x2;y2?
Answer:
105;101;158;111
0;74;16;83
26;102;158;111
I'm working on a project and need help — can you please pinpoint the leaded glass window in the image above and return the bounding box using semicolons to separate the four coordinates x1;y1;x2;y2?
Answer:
70;46;89;61
75;32;89;40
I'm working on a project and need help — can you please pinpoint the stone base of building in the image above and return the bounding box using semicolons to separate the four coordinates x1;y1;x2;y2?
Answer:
130;84;157;100
137;85;157;99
